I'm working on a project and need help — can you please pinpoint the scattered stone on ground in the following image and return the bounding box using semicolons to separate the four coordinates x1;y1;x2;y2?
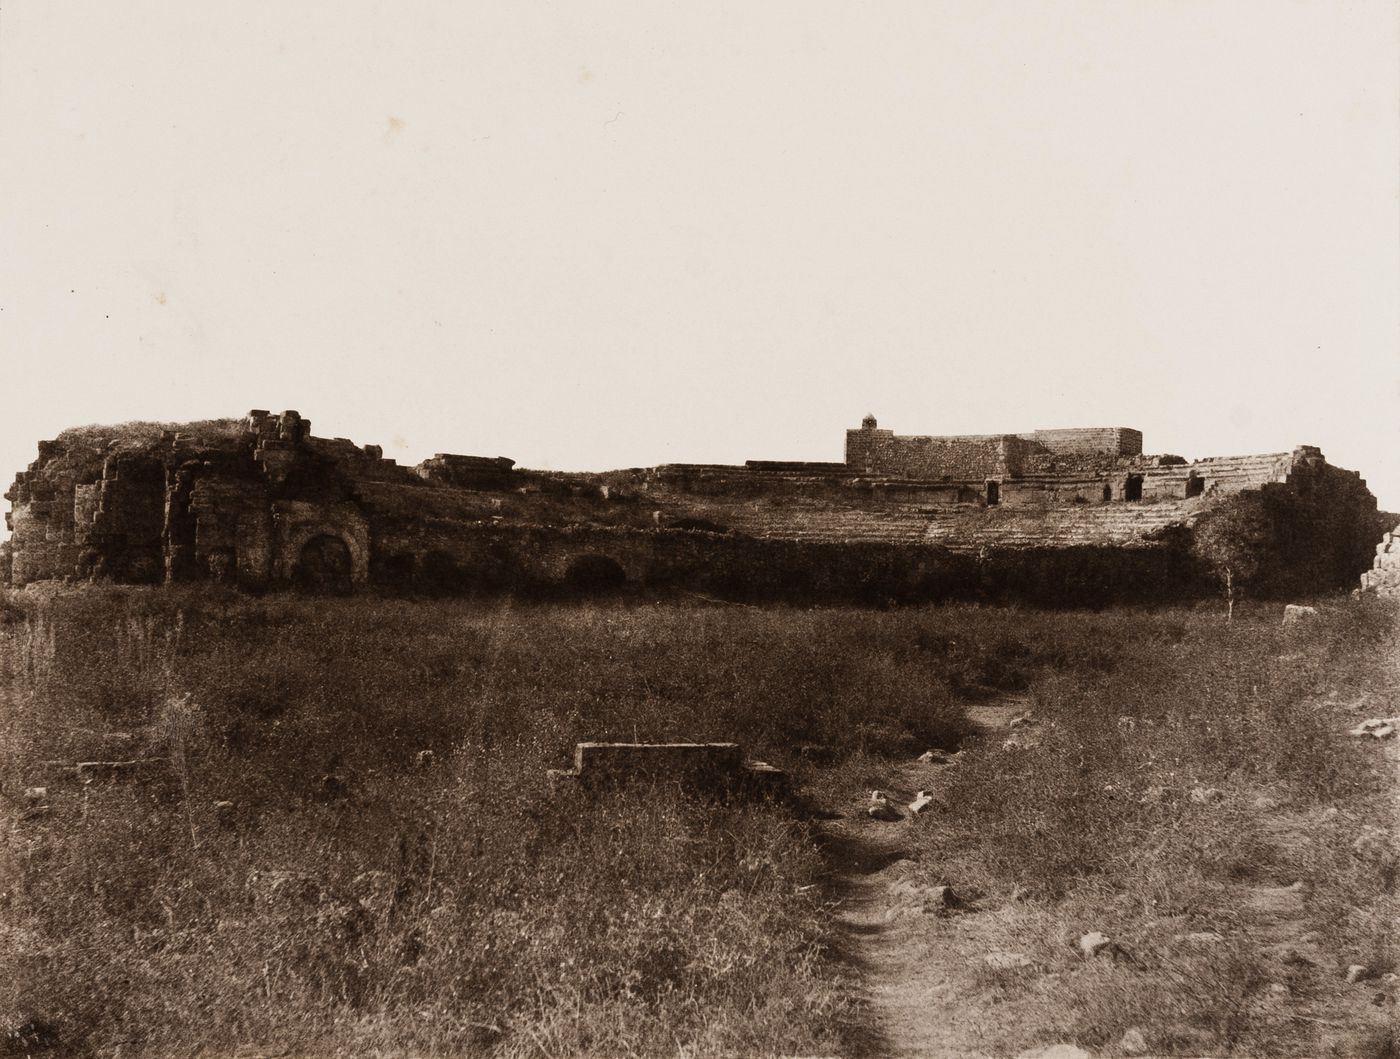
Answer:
908;790;934;815
415;749;435;769
1009;712;1037;730
867;790;902;822
1282;603;1320;625
1348;718;1398;739
916;748;955;764
22;786;47;806
1120;1027;1148;1055
1189;786;1226;804
1345;964;1374;984
1078;931;1113;958
213;800;236;828
925;884;962;912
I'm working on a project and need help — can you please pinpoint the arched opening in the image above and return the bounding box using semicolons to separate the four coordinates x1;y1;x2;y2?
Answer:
563;554;627;593
1185;474;1205;498
294;534;353;594
1102;482;1113;502
1124;475;1144;502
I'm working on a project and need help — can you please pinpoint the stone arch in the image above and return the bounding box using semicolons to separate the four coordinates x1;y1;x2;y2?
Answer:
275;515;369;586
563;554;628;592
294;534;353;593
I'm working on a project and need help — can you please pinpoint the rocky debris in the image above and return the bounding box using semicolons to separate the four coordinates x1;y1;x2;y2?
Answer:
1116;716;1137;732
1120;1027;1148;1056
213;800;237;829
415;749;435;769
797;744;839;765
1009;712;1038;730
1347;718;1399;739
925;884;963;912
1345;964;1375;984
1189;786;1227;805
984;950;1034;971
867;790;902;822
916;748;956;764
908;790;935;815
4;1017;61;1054
1078;931;1113;958
1282;603;1320;625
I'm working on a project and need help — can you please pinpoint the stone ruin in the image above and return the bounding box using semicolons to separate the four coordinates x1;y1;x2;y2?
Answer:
1360;526;1400;599
0;410;1385;605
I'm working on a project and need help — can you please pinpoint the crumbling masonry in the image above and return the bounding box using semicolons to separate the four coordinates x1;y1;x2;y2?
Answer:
1;411;1384;605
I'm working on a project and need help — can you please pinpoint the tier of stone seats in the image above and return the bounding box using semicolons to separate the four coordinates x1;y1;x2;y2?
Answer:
919;502;1198;551
1360;526;1400;598
707;504;935;544
660;497;1201;551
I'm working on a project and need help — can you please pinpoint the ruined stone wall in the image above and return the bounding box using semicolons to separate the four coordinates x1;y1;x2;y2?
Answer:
1360;525;1400;598
1018;428;1142;456
2;410;1383;604
844;420;1140;480
844;427;1026;479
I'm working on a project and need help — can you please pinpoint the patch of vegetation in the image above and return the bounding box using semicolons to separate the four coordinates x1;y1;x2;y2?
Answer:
0;590;1393;1056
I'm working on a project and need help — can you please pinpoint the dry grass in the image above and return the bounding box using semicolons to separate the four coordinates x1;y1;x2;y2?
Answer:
0;588;1394;1056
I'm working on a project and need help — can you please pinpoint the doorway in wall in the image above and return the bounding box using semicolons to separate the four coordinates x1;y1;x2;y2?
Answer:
1124;475;1144;501
985;480;1001;506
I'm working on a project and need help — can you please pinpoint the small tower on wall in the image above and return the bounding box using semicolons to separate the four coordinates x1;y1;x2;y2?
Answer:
862;414;878;430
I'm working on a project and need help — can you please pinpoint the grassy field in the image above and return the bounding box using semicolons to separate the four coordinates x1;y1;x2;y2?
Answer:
0;587;1394;1057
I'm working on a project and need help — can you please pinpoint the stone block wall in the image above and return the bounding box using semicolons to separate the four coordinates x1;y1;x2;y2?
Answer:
1;410;1383;605
845;419;1141;480
845;426;1025;480
1019;428;1143;456
1360;525;1400;598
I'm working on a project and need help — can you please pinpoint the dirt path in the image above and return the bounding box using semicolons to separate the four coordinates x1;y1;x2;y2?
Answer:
818;698;1031;1058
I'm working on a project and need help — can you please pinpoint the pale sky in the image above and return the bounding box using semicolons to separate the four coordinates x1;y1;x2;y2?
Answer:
3;1;1398;517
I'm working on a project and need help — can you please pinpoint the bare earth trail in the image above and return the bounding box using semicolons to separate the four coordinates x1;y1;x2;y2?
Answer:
816;697;1032;1059
813;691;1399;1059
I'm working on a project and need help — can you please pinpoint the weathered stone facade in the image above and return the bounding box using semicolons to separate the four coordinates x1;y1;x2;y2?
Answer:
0;410;1383;605
1360;526;1400;598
